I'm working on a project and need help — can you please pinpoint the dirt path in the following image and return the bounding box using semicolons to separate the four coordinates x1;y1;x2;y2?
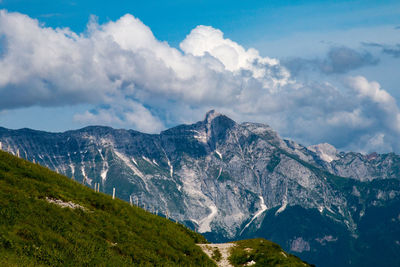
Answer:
197;243;236;267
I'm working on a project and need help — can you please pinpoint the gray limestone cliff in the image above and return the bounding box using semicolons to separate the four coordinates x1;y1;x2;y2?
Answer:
1;110;400;267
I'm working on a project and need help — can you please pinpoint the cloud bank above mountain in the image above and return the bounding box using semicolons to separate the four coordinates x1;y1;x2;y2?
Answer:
0;10;399;153
284;46;379;75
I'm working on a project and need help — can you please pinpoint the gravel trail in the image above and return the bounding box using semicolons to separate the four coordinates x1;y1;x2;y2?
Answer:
197;243;236;267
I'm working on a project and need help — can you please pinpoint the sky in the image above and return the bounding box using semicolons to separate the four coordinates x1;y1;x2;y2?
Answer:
0;0;400;153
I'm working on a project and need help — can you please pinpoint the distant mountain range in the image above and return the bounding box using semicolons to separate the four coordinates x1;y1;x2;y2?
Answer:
1;110;400;266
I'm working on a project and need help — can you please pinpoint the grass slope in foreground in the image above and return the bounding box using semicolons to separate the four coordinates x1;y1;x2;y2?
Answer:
0;150;215;266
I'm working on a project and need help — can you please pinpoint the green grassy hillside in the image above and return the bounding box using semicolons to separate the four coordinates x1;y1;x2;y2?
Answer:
229;239;313;267
0;150;215;266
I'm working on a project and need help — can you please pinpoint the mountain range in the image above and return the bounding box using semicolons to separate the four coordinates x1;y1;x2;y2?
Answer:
1;110;399;266
0;150;311;266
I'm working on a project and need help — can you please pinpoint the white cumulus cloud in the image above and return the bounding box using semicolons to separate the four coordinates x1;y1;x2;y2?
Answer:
0;10;400;152
0;10;291;131
180;25;290;88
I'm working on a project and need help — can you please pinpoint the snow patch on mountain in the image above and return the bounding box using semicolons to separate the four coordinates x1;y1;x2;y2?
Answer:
275;199;288;215
167;158;173;177
215;150;223;160
142;156;153;165
69;163;75;177
240;196;268;234
81;165;87;181
101;168;108;181
216;167;222;180
97;149;108;181
114;150;144;179
199;204;218;233
192;130;207;144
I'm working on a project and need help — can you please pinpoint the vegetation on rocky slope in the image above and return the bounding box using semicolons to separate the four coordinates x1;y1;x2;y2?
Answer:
0;150;214;266
228;239;313;267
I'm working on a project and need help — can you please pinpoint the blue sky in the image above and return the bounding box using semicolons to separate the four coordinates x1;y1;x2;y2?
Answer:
3;0;400;46
0;0;400;153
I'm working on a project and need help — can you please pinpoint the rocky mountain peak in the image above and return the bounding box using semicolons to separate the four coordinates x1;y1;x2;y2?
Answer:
308;143;338;163
204;109;221;123
366;152;378;161
201;110;236;149
203;110;235;126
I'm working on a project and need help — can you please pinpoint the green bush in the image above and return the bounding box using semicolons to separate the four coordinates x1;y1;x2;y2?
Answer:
211;247;222;262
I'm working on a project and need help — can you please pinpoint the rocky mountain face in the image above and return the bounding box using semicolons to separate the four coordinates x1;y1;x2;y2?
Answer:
1;110;400;266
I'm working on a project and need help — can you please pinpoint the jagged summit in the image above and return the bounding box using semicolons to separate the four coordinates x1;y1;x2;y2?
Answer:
203;110;236;127
201;110;236;150
204;109;222;122
204;110;280;140
308;143;339;163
